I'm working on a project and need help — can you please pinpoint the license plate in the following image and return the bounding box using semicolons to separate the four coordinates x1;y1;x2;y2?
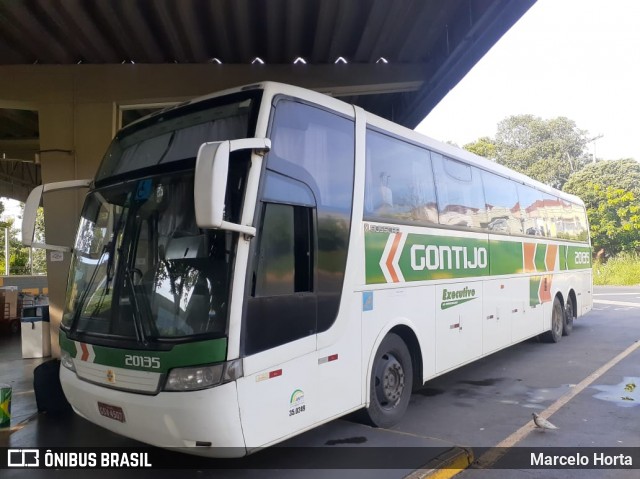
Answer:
97;401;126;423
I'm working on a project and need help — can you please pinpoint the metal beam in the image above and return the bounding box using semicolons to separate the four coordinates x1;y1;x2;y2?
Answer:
398;0;537;128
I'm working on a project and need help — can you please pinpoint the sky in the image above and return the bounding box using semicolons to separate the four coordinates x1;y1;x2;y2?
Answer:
416;0;640;161
2;198;22;225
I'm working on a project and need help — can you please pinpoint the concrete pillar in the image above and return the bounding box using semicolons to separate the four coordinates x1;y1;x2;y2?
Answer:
37;102;113;357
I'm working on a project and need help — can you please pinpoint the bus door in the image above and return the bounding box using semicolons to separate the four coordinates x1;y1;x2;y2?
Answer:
236;97;356;448
237;199;320;448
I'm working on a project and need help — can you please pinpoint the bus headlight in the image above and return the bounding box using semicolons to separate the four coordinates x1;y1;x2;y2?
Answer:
164;360;243;391
60;350;76;372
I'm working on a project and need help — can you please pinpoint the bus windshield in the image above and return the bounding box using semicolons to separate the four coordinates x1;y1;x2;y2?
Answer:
60;90;261;347
96;92;258;184
61;172;233;346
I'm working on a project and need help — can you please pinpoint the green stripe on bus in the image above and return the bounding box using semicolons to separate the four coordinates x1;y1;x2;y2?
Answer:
59;332;77;357
559;245;568;270
566;246;592;269
364;225;591;284
59;331;227;373
364;231;389;285
489;240;523;275
530;276;542;306
534;244;547;272
398;234;489;282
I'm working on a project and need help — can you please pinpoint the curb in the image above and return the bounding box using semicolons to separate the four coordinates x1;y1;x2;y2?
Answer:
405;446;474;479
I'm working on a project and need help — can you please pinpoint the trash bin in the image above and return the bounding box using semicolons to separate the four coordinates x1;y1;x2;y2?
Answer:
21;306;51;359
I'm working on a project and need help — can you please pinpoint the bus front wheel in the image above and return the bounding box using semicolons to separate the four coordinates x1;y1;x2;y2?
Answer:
364;333;413;428
542;297;564;343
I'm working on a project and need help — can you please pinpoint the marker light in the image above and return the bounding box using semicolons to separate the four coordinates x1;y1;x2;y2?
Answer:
60;350;76;372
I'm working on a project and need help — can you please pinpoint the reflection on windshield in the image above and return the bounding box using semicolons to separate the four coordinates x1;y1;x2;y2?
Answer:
62;172;232;343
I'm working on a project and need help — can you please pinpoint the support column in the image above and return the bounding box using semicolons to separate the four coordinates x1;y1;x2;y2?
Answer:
37;101;113;357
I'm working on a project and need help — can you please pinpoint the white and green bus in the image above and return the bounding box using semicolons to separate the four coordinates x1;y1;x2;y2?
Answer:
23;82;592;457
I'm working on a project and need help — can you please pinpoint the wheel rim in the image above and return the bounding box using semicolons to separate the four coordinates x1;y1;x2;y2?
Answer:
566;301;574;321
374;352;405;409
563;299;574;336
553;302;563;337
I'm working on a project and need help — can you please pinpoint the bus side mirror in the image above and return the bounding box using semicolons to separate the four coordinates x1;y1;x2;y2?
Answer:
22;179;92;252
194;138;270;237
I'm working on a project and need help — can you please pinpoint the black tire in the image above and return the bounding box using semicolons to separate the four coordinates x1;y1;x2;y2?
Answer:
363;333;413;428
563;297;574;336
9;319;20;334
542;297;563;343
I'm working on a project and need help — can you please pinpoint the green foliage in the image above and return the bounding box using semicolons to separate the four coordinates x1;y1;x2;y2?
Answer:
464;115;592;189
588;186;640;254
31;207;47;274
593;252;640;285
563;159;640;255
1;217;30;275
463;136;496;159
0;202;47;276
563;158;640;196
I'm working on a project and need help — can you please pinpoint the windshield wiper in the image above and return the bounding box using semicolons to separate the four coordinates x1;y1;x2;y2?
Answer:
123;266;158;342
71;244;110;332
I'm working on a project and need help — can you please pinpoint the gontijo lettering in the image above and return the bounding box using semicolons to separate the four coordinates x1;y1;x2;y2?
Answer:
411;244;488;271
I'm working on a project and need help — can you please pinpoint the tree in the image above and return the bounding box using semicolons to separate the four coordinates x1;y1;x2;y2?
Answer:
463;136;496;160
0;202;47;276
31;207;47;274
0;217;25;275
0;198;8;274
563;159;640;255
464;115;592;189
563;158;640;196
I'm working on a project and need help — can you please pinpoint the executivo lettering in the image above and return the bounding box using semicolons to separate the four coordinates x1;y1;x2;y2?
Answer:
441;286;477;310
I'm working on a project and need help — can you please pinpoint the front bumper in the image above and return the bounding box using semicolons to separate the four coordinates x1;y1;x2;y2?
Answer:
60;366;247;457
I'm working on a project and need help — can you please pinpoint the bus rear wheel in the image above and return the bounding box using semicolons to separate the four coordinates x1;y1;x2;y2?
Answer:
364;333;413;428
563;297;574;336
542;297;564;343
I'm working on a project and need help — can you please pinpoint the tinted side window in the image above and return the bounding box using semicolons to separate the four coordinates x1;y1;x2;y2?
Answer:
432;153;487;229
364;130;437;225
541;195;564;239
268;100;353;210
576;204;589;242
255;204;295;296
518;185;548;237
246;202;315;354
558;200;589;242
482;172;522;235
